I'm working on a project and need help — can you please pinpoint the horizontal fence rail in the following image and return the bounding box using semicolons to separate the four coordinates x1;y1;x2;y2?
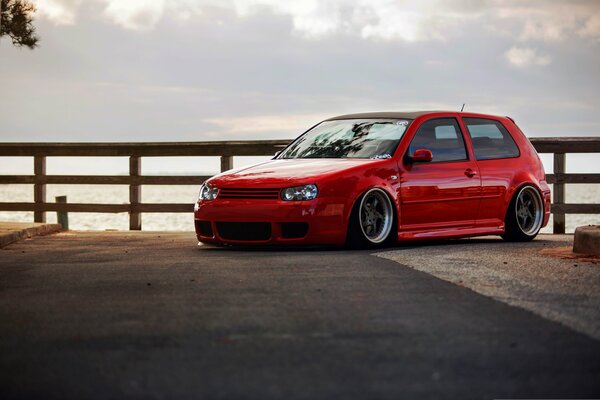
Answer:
0;138;598;232
0;141;291;157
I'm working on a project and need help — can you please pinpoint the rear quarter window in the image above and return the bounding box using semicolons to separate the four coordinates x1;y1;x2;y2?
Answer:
463;118;520;160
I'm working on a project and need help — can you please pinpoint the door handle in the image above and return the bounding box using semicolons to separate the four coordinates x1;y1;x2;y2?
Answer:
464;168;477;178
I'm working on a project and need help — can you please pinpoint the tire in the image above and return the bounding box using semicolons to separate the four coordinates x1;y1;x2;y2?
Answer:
347;188;395;249
502;185;544;242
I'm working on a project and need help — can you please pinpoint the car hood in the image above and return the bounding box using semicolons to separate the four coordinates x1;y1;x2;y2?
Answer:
209;158;381;186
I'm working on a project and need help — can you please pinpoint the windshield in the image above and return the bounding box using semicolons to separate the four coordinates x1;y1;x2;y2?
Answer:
278;119;410;159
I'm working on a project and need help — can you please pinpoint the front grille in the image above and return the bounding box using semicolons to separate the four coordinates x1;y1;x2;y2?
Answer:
195;220;213;237
281;222;308;239
216;222;271;241
219;188;280;200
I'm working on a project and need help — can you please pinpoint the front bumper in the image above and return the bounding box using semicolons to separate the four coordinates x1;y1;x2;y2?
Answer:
194;198;348;245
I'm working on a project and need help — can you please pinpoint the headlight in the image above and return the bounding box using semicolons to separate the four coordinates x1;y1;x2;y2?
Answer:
199;183;219;201
281;184;318;201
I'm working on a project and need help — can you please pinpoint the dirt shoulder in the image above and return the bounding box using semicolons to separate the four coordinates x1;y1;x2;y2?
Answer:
377;234;600;340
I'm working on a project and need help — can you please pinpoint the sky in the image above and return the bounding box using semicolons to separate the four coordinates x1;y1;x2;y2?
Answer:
1;0;600;174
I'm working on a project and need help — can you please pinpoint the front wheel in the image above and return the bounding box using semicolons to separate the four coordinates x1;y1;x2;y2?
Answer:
347;188;395;248
502;185;544;242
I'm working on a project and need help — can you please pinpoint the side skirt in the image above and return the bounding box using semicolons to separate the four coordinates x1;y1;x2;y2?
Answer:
397;226;505;241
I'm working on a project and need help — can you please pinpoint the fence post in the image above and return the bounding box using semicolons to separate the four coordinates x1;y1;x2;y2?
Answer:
55;196;69;230
129;156;141;230
221;156;233;172
553;153;565;234
34;156;46;223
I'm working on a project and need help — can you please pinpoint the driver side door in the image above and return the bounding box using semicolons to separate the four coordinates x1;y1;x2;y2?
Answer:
398;117;481;233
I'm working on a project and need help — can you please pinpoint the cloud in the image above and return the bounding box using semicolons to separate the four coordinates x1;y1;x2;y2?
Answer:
505;46;551;68
35;0;82;25
495;1;600;43
358;4;430;42
230;0;480;42
102;0;166;30
579;13;600;41
204;114;325;134
31;0;600;49
518;16;574;42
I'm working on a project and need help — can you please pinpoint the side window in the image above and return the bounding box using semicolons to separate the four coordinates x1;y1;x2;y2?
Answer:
408;118;467;162
463;118;520;160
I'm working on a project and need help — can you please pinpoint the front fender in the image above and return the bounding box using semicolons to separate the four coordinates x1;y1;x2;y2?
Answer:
317;160;400;233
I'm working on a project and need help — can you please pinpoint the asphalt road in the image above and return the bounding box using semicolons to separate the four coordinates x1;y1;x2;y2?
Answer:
1;231;599;400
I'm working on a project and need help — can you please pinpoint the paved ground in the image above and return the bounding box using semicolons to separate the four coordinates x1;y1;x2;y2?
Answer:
1;231;599;399
378;234;600;340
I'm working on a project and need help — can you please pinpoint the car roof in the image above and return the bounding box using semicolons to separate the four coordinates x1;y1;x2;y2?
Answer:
326;111;446;121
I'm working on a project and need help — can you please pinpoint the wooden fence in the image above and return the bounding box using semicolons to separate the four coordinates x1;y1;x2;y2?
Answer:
532;137;600;233
0;138;598;233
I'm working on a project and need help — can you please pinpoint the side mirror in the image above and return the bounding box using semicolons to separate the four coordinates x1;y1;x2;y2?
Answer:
409;149;433;163
272;150;282;159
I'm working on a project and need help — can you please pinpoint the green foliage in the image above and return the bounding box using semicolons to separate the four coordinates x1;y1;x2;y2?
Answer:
0;0;39;49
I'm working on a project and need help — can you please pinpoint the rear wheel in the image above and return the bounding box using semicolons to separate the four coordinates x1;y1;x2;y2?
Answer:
502;185;544;242
347;188;395;248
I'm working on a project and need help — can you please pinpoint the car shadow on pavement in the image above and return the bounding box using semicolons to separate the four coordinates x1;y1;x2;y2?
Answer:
196;235;557;253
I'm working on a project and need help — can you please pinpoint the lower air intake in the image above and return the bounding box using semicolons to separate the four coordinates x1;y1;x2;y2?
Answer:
216;222;271;241
195;220;213;237
281;222;309;238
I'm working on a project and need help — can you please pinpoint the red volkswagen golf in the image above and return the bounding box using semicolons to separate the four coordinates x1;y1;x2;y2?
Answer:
194;111;551;247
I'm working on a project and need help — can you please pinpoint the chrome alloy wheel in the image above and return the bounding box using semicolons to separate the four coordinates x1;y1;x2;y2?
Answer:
515;186;543;236
358;188;393;244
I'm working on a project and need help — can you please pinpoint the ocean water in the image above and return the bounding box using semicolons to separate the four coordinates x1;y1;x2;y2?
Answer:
1;183;598;233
